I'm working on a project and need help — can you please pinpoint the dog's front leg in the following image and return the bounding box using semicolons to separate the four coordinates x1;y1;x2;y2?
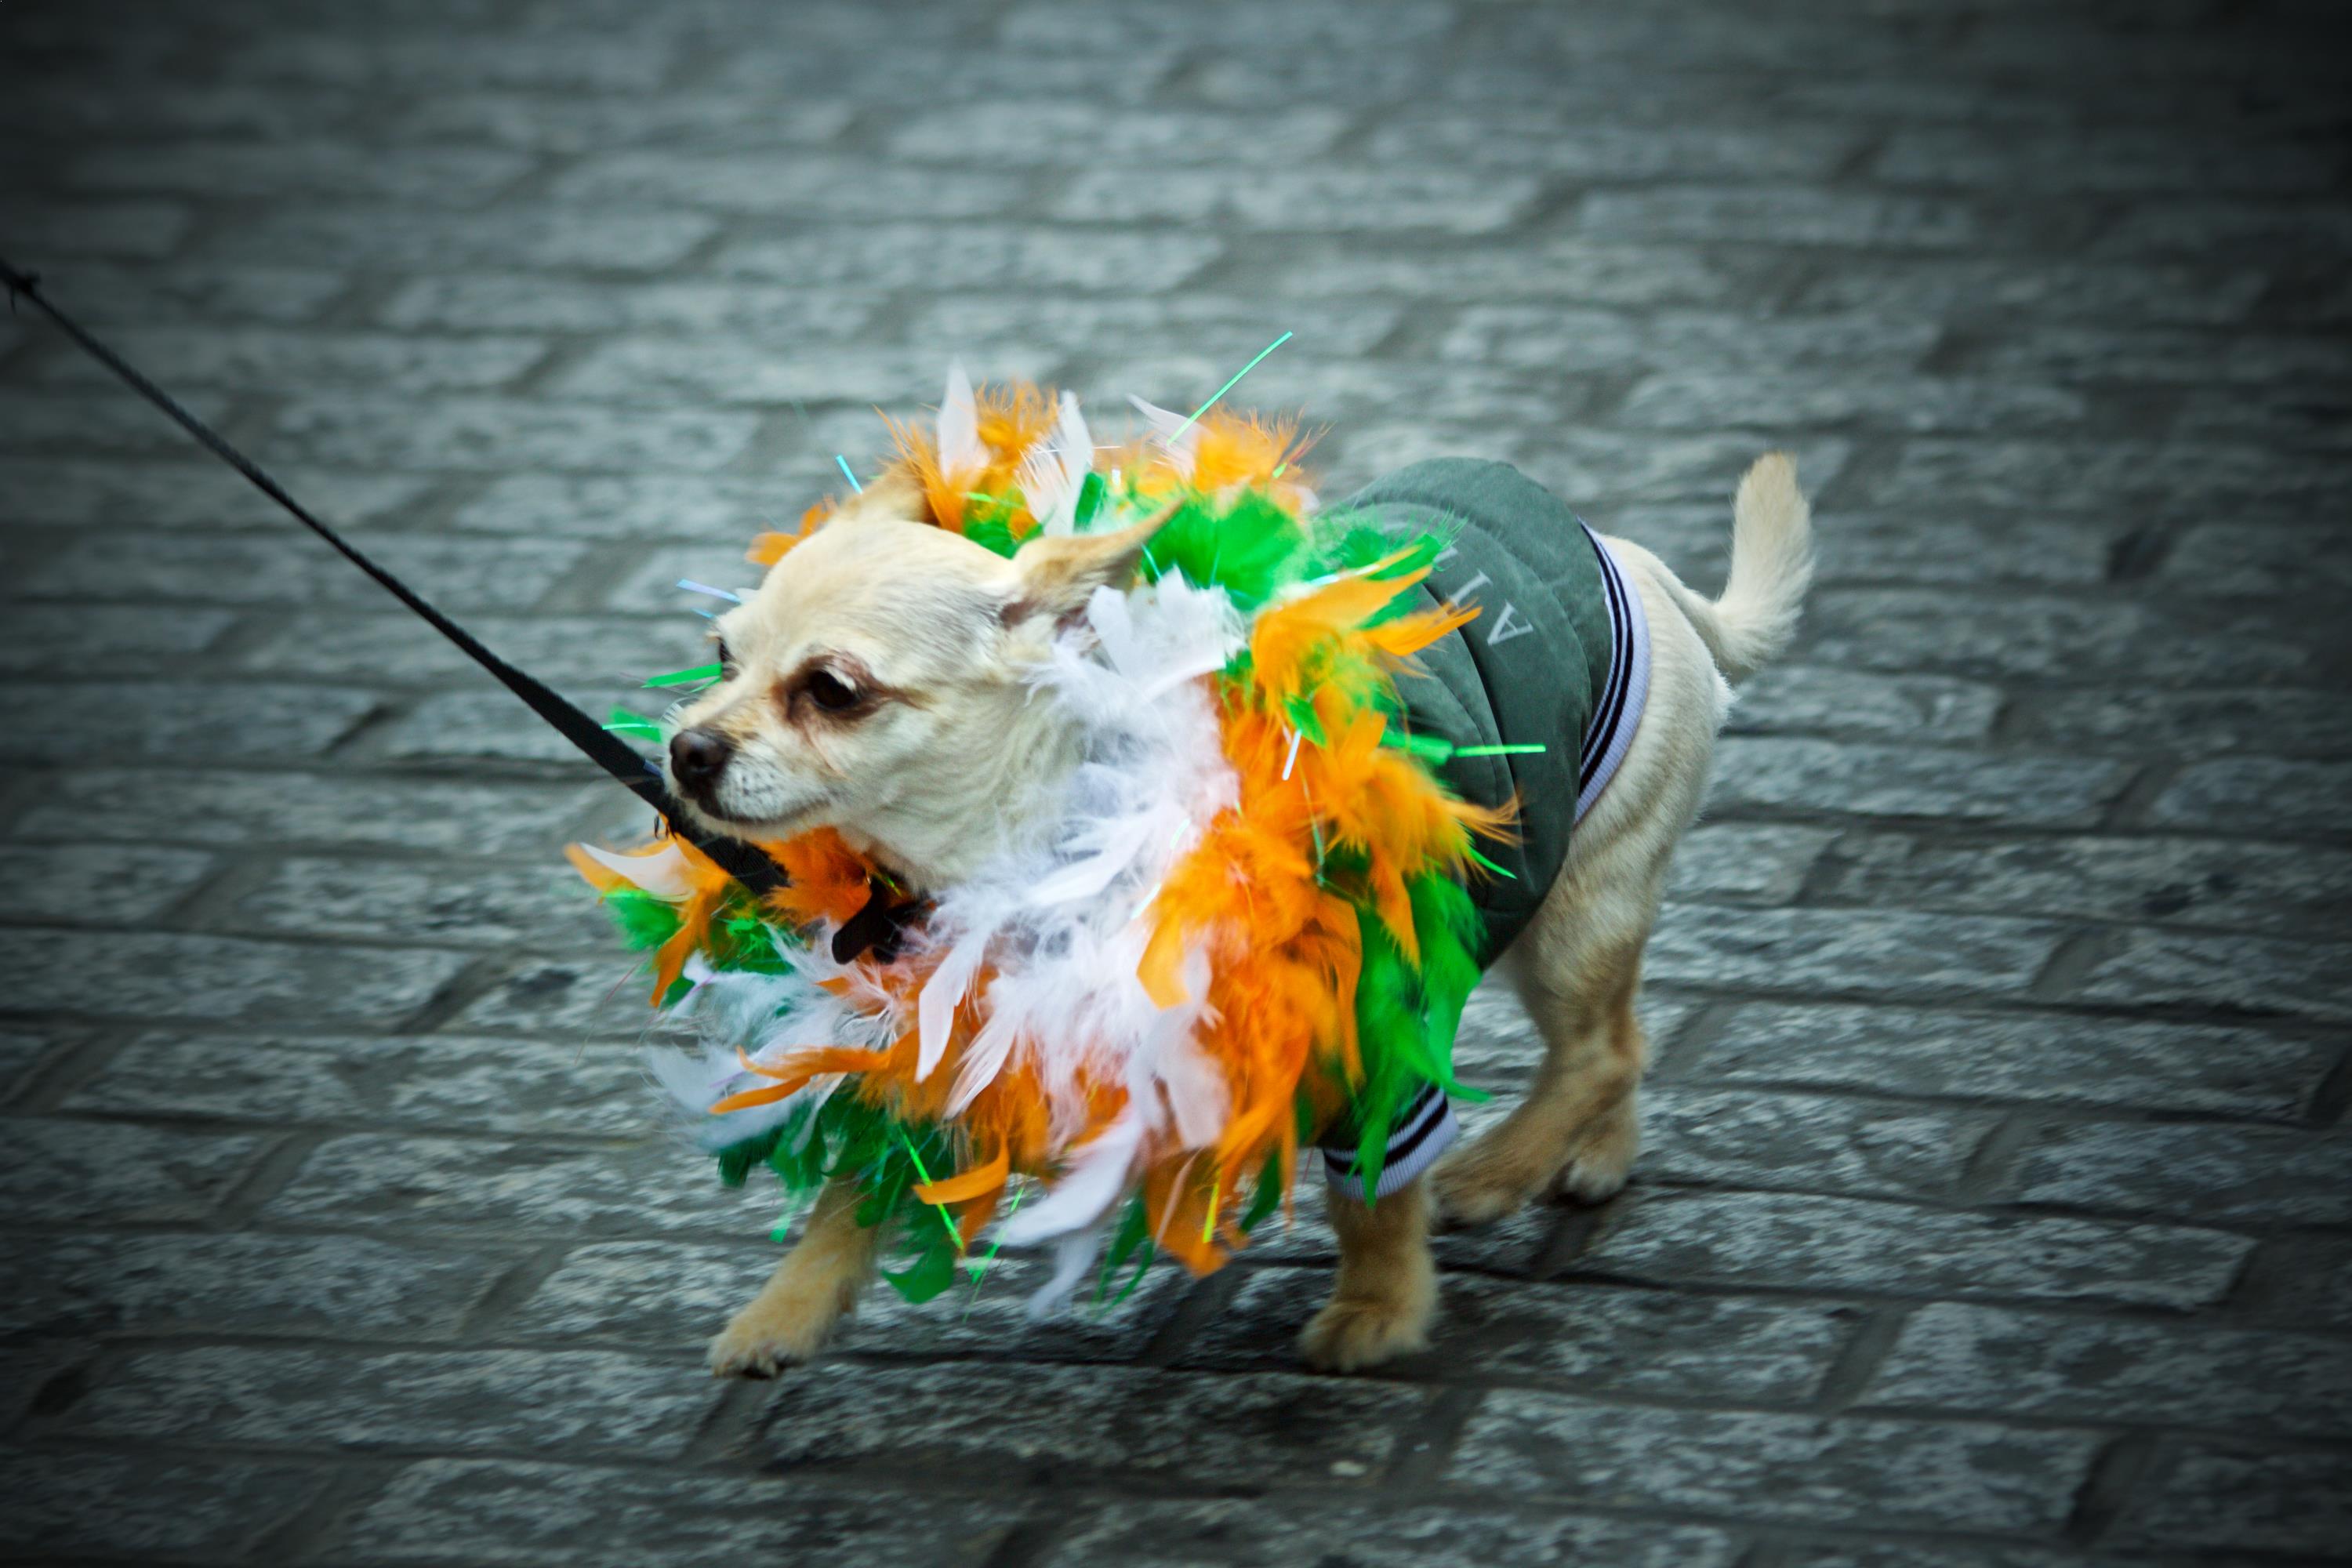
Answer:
706;1176;887;1378
1298;1174;1437;1372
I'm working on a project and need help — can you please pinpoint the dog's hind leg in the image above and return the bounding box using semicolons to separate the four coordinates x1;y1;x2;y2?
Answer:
706;1176;887;1378
1430;915;1651;1226
1299;1173;1438;1372
1535;959;1649;1204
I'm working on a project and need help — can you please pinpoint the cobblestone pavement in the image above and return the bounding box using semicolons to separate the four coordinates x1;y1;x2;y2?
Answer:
3;1;2349;1563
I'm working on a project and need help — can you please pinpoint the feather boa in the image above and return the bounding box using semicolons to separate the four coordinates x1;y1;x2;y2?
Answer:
570;372;1511;1308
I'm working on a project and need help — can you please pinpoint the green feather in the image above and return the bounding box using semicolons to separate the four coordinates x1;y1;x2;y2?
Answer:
1238;1145;1288;1235
1093;1196;1153;1308
883;1236;961;1303
1142;490;1307;610
1337;872;1490;1196
1408;871;1486;1100
601;887;682;952
1073;470;1108;530
1107;1243;1156;1307
960;502;1023;559
716;1123;786;1188
1345;906;1421;1196
1304;510;1448;587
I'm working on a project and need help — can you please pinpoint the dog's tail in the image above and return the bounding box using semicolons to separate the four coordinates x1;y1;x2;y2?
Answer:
1664;452;1813;685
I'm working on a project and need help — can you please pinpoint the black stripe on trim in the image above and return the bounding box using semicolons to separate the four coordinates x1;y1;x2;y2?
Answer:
1596;541;1632;737
1323;1086;1449;1175
1579;527;1631;778
1595;542;1634;761
1378;1094;1453;1169
1579;527;1635;789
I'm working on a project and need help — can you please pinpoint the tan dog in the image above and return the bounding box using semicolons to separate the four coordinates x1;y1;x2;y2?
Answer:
669;455;1813;1376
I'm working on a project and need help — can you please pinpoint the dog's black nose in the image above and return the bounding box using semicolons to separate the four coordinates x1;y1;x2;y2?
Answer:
670;727;732;792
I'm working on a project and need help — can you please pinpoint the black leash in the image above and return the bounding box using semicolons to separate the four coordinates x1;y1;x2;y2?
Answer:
1;252;789;898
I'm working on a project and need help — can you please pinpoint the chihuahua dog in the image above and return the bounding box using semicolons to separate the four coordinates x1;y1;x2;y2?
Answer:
666;452;1813;1376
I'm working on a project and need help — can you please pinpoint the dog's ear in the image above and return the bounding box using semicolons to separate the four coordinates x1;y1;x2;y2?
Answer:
832;468;931;527
1000;507;1172;630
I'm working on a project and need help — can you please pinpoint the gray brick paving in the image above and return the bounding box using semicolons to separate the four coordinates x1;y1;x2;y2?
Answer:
2;0;2347;1563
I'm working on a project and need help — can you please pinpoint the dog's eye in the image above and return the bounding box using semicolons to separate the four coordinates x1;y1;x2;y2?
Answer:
805;670;860;712
713;639;736;677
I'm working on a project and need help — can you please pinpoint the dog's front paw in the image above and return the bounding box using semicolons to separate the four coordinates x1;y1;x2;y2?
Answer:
705;1306;831;1380
1298;1292;1433;1373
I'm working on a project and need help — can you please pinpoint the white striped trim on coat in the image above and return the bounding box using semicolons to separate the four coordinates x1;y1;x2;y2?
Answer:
1573;524;1651;826
1319;1083;1457;1201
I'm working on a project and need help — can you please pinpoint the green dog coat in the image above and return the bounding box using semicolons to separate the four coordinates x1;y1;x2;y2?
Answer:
1319;458;1653;1196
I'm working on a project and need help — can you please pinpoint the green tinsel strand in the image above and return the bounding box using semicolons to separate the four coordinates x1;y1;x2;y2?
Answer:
644;662;722;688
604;706;663;742
1465;844;1515;880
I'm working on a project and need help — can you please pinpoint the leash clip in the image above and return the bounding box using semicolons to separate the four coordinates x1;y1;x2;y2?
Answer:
0;263;42;315
832;875;928;964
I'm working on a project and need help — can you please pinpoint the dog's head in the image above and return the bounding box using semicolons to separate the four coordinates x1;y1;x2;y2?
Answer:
662;474;1156;886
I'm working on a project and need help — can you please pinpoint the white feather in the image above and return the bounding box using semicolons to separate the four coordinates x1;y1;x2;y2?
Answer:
1021;806;1161;907
945;1003;1020;1118
1019;390;1094;536
914;920;993;1083
998;1111;1142;1246
908;576;1241;1140
646;1035;817;1152
645;1041;744;1123
577;841;693;899
1025;1225;1108;1319
1142;949;1226;1149
644;925;906;1149
1128;394;1200;480
937;359;983;477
